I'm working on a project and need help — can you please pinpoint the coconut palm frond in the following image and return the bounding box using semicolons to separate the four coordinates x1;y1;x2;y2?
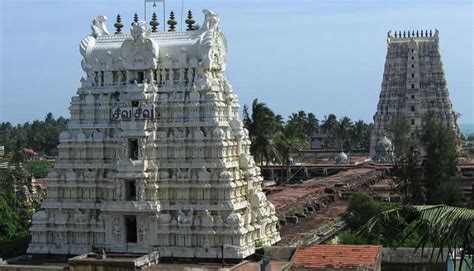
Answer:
361;205;474;267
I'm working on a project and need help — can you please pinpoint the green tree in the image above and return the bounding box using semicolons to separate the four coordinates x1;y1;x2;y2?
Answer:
391;118;425;204
321;114;338;133
337;116;353;149
391;117;412;160
274;122;306;183
349;120;371;150
243;99;282;166
364;205;474;269
287;111;320;149
347;192;389;230
345;193;408;246
422;113;460;205
305;113;319;138
0;113;67;158
320;114;338;148
287;111;307;138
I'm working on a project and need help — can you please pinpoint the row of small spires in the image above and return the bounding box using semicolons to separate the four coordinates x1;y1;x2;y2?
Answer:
113;10;197;34
391;30;434;38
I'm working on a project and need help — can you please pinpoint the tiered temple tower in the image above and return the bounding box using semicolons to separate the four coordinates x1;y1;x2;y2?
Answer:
28;10;280;259
370;30;459;156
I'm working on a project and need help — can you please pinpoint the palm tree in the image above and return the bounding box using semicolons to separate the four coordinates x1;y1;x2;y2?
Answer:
350;120;368;150
320;114;338;148
304;112;319;138
274;122;306;183
243;99;281;166
363;205;474;269
337;116;353;149
321;114;338;133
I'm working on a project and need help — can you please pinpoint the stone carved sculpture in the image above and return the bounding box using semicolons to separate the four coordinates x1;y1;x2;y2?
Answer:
91;15;110;37
120;21;159;70
137;180;146;200
138;222;149;243
115;181;122;199
112;218;122;241
177;209;194;225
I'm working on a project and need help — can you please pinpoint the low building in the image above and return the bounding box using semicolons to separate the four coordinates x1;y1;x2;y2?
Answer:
291;244;382;271
310;132;343;150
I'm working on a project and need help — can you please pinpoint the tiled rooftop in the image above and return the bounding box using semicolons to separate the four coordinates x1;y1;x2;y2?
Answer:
292;244;381;270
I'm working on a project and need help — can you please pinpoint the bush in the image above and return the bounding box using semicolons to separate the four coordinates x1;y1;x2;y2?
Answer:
346;192;393;230
337;230;368;245
25;160;54;178
0;235;30;259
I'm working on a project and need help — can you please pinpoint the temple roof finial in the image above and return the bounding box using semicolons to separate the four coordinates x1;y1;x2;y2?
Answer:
185;10;195;31
114;14;123;34
150;12;159;32
167;11;177;32
133;13;139;24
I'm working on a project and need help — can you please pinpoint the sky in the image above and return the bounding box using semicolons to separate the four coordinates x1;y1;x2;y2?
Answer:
1;0;473;124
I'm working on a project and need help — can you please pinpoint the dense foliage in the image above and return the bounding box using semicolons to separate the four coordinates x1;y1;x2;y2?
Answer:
391;113;462;206
0;112;61;258
338;193;423;247
242;99;373;167
0;113;67;161
25;160;55;179
0;165;31;256
363;205;474;268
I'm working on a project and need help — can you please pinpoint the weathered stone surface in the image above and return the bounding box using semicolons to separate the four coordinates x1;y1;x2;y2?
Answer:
286;216;298;224
28;10;280;259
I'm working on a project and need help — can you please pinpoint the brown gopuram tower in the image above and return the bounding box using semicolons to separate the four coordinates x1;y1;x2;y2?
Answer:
370;29;459;157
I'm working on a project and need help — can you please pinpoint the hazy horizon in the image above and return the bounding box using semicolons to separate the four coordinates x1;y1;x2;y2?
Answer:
1;0;473;124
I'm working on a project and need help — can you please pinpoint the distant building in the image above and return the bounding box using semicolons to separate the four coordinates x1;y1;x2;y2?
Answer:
291;244;382;271
370;30;459;156
310;132;343;150
0;145;7;169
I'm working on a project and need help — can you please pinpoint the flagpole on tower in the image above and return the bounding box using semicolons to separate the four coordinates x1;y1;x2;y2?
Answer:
163;1;166;31
180;0;184;31
144;0;165;30
144;0;147;21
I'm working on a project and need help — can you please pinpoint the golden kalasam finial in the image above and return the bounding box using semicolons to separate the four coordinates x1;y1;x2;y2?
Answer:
167;11;177;32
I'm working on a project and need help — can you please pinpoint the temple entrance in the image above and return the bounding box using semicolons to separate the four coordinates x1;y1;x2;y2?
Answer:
125;216;137;243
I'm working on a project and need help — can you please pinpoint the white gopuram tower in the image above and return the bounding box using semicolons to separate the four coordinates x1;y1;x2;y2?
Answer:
28;10;280;259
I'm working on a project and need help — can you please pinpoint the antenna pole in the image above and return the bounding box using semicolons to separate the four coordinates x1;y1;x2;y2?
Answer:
144;0;146;21
163;1;166;31
180;0;184;31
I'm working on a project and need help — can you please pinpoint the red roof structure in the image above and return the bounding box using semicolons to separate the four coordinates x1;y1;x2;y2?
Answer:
35;178;48;191
292;245;382;270
24;148;39;156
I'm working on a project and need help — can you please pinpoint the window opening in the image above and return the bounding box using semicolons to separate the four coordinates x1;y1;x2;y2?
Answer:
128;139;139;160
126;180;137;201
